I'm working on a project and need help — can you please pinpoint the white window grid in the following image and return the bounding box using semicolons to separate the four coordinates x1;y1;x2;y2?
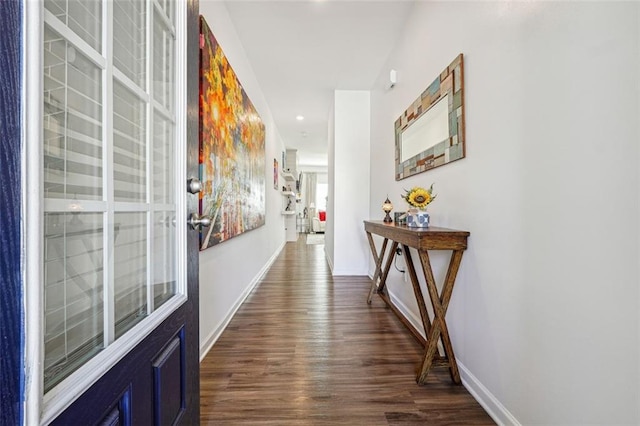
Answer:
25;0;188;423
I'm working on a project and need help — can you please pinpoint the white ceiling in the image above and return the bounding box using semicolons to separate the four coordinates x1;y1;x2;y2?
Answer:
223;0;415;168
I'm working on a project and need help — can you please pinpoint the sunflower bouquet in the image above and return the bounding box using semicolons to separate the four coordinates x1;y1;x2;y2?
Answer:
400;184;436;228
402;184;436;210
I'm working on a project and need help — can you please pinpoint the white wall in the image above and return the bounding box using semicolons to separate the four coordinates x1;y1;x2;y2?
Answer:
326;105;335;270
369;2;639;424
331;91;371;275
198;1;286;358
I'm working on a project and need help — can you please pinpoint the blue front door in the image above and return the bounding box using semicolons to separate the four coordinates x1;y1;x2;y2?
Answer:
0;0;24;425
8;1;202;424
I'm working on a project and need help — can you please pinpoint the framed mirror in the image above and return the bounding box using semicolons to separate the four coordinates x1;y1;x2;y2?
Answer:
395;54;465;180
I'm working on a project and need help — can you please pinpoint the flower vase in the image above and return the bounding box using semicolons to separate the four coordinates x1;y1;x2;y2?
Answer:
406;208;430;228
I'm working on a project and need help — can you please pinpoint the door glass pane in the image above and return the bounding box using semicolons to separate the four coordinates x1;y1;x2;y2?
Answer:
113;80;146;202
152;112;176;309
41;0;181;396
153;211;176;309
114;212;147;338
44;25;103;201
44;212;104;392
113;0;146;87
153;113;174;204
153;11;174;112
45;0;102;52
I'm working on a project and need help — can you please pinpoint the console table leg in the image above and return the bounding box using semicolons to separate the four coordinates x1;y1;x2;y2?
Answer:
439;250;464;382
366;233;388;304
402;245;433;339
417;249;464;384
378;241;398;294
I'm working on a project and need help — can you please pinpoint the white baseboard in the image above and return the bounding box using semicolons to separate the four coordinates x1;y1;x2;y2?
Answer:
384;290;519;426
199;241;285;361
325;249;334;272
458;363;520;426
387;291;426;339
332;269;369;276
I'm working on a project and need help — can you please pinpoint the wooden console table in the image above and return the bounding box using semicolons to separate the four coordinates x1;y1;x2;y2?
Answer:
363;220;470;385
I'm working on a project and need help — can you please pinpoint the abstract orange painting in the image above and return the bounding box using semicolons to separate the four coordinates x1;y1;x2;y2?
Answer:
199;16;266;250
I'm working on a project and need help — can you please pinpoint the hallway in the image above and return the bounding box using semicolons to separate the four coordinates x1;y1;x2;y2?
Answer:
200;235;494;425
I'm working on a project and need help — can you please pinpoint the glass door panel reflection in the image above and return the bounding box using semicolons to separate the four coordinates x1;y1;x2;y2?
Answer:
153;112;174;204
43;25;103;201
114;212;147;338
113;80;146;202
152;111;176;309
113;0;146;87
153;9;174;112
43;212;104;392
45;0;102;52
153;211;176;309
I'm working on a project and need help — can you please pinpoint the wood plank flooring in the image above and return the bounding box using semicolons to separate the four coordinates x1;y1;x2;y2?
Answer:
200;235;494;425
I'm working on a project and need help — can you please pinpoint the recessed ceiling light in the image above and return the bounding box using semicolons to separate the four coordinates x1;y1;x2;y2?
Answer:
296;115;304;121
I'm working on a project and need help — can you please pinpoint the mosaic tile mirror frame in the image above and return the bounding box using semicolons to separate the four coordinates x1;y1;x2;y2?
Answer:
395;54;465;180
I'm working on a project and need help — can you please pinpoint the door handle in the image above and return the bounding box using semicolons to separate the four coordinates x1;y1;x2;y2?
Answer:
187;178;203;194
188;213;211;230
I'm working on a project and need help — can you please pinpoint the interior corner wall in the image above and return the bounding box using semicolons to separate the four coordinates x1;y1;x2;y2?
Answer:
369;2;639;425
198;1;286;358
330;90;370;276
325;105;335;269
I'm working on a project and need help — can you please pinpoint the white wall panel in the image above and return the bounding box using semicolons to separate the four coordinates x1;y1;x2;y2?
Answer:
331;90;370;276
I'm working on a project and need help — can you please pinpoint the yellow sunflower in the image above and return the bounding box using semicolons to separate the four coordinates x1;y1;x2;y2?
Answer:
403;184;436;209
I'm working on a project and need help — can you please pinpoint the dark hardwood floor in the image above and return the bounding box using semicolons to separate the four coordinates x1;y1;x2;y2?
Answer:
200;234;494;425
